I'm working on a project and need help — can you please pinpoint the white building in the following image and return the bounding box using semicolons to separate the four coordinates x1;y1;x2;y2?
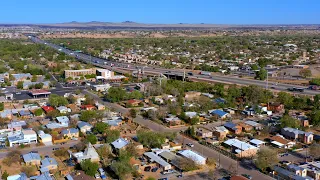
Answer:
177;150;206;165
72;143;100;163
92;84;111;92
37;130;52;146
46;116;69;129
8;129;37;147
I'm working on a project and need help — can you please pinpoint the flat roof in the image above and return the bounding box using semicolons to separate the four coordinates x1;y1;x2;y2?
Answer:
29;89;51;96
144;152;172;168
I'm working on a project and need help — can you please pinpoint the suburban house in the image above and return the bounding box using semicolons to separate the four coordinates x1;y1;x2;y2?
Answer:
213;126;229;139
177;150;206;165
56;106;71;114
126;99;141;107
209;109;229;119
281;127;313;144
196;128;213;138
249;139;266;148
268;102;285;113
244;120;264;130
42;106;55;114
273;166;314;180
224;138;258;158
7;173;28;180
269;135;296;149
77;121;93;133
111;138;129;151
7;121;27;131
224;122;242;134
40;157;58;173
22;152;41;166
144;152;172;171
73;143;100;163
81;105;96;111
164;116;182;126
237;122;253;132
185;111;198;119
61;128;79;138
8;129;37;147
37;130;53;146
46;116;69;129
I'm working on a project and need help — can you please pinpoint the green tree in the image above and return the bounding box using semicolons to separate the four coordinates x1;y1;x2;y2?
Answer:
310;110;320;126
277;92;294;109
81;159;99;177
129;109;137;118
84;94;95;105
255;147;278;171
310;78;320;86
1;170;9;180
0;103;4;111
137;130;166;148
34;108;44;116
31;75;37;82
188;117;200;125
106;87;126;102
280;115;301;128
21;165;37;177
94;122;109;134
86;134;97;144
48;94;68;107
34;83;44;89
255;68;267;80
105;129;120;143
80;110;98;122
213;83;225;97
251;64;259;70
17;81;24;89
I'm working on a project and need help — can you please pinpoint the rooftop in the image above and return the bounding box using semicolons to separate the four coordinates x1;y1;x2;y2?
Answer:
224;138;258;151
111;138;129;149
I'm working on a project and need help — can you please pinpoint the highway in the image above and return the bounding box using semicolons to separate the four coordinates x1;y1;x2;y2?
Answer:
28;35;320;96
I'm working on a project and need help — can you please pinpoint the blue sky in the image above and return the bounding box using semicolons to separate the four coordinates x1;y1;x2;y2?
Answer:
1;0;319;24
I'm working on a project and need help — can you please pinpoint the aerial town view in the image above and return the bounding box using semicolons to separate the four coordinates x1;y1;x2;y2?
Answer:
0;1;319;180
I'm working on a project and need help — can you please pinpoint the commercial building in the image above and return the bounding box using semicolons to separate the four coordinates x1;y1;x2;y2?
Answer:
96;69;114;79
92;84;111;92
64;68;96;79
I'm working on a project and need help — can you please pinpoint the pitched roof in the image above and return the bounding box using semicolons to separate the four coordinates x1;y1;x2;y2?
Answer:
61;128;79;135
111;138;129;149
210;109;228;117
22;152;41;162
77;121;92;129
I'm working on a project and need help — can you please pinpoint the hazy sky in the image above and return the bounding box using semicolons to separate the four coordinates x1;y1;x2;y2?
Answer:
1;0;319;24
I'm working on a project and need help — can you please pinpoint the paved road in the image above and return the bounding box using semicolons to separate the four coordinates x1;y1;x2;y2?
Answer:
28;36;319;96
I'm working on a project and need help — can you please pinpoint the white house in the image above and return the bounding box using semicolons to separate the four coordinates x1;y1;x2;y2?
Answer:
77;121;93;133
46;116;69;129
37;130;52;146
56;106;71;114
8;129;37;147
177;150;206;165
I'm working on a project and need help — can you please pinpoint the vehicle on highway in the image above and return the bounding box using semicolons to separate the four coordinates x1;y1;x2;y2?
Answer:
287;87;304;92
52;147;60;150
200;71;211;76
309;85;320;90
186;143;194;147
177;174;183;178
270;86;275;89
241;174;252;179
188;72;193;76
16;92;22;94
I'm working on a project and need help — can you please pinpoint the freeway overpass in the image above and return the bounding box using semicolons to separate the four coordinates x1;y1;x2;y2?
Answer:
28;35;320;96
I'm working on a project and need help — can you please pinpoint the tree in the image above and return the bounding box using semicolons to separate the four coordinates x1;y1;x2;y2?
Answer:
1;170;9;180
94;122;109;134
188;117;200;125
21;165;37;177
280;115;301;128
137;130;166;148
48;94;68;107
213;83;224;97
86;134;97;144
105;129;120;143
81;159;99;177
0;103;4;111
53;148;69;158
106;87;126;102
310;110;320;126
84;94;95;105
255;147;279;171
255;68;267;80
309;143;320;159
80;110;98;122
251;64;259;70
129;109;137;118
31;75;37;82
299;69;312;78
171;157;199;172
34;108;44;116
111;160;134;180
277;92;294;109
125;143;138;158
3;150;21;166
17;81;24;89
34;83;44;89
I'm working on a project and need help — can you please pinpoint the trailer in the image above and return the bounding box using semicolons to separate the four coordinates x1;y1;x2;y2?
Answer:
200;71;212;76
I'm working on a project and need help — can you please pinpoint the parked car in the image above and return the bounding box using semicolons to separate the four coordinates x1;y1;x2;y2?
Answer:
144;166;151;172
161;169;175;175
241;174;252;179
95;173;100;179
186;143;194;147
151;167;158;172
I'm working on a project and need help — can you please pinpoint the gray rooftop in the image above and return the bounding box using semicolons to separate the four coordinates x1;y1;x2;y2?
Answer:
22;152;41;163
